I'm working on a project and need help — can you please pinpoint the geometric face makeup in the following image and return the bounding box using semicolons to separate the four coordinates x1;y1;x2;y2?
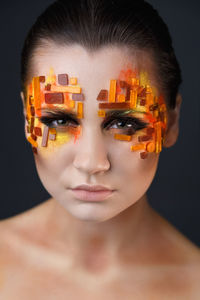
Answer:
97;68;168;159
25;67;167;159
26;68;83;154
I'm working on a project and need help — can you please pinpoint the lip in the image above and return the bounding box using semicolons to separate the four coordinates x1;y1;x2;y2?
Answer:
69;184;115;202
72;184;113;192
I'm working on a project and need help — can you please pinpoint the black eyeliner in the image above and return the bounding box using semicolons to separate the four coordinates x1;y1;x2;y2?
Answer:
39;110;79;127
101;111;149;130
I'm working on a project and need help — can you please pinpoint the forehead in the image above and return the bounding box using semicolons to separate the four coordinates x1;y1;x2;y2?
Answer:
31;43;158;89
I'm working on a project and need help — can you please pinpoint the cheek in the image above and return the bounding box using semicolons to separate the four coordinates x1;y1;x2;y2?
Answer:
109;141;159;198
34;132;159;207
33;142;74;197
30;118;82;156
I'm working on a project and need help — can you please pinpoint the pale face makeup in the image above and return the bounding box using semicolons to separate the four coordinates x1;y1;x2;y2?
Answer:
24;44;165;222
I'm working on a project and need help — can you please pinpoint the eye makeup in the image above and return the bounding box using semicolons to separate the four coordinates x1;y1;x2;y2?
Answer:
96;68;168;159
25;70;84;153
25;67;167;159
101;110;149;136
39;110;80;135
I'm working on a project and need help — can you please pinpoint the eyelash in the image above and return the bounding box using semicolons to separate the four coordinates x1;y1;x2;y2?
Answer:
39;111;79;131
39;115;79;128
102;116;148;134
39;113;148;135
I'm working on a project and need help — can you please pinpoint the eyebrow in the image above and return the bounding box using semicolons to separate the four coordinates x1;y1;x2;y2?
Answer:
40;107;77;118
105;109;147;117
40;108;147;118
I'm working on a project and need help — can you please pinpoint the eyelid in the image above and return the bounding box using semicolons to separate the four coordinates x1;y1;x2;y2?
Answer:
38;112;80;128
38;111;149;131
101;115;149;129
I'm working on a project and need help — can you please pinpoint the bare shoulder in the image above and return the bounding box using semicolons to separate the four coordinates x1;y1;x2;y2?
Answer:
0;198;59;288
152;208;200;257
0;198;53;229
0;198;54;256
148;207;200;296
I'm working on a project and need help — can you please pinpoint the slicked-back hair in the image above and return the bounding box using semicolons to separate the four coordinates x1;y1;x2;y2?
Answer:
21;0;182;109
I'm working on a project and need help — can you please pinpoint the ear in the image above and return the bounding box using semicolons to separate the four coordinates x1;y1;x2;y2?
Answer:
20;91;27;118
163;93;182;148
20;91;28;138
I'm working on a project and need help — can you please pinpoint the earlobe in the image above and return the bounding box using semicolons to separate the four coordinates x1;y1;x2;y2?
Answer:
163;94;182;148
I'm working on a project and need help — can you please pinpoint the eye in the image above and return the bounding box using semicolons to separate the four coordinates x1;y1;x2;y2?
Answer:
39;114;79;129
103;116;148;135
50;118;77;127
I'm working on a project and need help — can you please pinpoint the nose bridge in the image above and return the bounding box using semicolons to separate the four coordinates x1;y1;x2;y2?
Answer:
73;124;110;174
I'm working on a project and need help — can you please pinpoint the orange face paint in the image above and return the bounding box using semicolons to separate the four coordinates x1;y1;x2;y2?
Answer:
97;68;168;159
25;69;83;154
26;67;167;160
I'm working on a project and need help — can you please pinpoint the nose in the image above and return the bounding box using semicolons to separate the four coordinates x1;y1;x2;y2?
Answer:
73;126;111;175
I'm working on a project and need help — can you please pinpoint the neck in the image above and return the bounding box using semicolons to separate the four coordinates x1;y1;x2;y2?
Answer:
46;194;154;274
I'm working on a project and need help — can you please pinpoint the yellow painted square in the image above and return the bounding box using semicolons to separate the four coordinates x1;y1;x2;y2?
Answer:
69;77;77;85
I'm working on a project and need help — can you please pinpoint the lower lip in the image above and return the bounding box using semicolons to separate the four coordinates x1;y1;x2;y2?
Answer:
69;189;114;202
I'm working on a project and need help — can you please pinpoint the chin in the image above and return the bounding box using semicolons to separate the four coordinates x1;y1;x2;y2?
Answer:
64;202;119;223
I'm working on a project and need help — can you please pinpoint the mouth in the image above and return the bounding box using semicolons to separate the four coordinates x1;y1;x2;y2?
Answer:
69;184;115;201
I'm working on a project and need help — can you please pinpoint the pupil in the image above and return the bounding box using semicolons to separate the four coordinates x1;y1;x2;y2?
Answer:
117;120;131;128
118;121;125;127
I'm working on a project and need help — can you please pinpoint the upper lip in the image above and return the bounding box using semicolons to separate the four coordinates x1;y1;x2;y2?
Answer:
71;184;113;191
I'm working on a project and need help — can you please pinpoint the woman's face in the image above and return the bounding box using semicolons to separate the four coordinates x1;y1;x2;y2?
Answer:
24;44;165;222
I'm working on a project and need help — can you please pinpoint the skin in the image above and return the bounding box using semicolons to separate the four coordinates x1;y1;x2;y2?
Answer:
0;43;200;299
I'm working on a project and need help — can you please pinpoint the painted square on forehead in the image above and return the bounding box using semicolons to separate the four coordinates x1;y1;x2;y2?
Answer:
34;68;83;115
96;67;162;124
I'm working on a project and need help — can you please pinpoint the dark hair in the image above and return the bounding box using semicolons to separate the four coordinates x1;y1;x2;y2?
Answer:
21;0;182;109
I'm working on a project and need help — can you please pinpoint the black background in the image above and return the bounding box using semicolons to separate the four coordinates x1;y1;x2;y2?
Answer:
0;1;199;245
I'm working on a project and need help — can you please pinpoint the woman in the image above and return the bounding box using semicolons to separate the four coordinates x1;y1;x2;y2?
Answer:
0;0;199;298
